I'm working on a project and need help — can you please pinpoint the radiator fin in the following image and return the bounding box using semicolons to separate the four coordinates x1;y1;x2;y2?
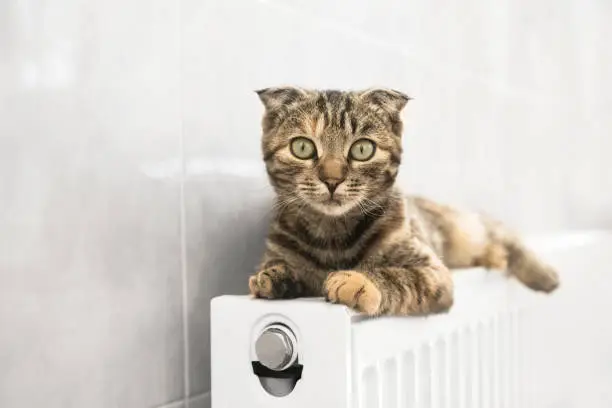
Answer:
449;331;461;407
361;365;379;408
400;351;417;407
381;357;398;408
418;343;432;407
356;310;526;408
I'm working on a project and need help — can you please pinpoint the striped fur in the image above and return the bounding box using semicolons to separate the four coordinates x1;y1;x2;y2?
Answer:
249;87;559;316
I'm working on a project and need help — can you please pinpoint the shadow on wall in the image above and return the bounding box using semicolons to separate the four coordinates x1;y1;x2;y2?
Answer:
185;170;273;395
188;172;273;299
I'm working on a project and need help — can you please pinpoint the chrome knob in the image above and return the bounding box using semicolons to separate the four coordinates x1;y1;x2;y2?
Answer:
255;324;297;371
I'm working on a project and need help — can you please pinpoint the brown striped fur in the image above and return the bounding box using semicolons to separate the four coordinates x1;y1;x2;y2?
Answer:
249;87;559;316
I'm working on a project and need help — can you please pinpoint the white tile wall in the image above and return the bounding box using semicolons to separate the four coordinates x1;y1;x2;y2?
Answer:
0;0;610;407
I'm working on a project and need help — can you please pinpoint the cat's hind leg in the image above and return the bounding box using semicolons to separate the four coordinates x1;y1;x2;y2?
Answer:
444;212;560;293
414;195;560;293
489;228;559;292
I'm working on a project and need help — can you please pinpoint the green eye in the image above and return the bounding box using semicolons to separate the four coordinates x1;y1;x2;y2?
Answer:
290;137;317;160
349;139;376;161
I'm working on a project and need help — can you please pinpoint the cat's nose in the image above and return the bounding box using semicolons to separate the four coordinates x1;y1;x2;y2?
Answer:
323;179;341;194
318;158;347;195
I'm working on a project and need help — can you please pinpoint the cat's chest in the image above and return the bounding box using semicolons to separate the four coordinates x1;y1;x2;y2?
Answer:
309;248;363;271
278;211;389;269
295;228;379;271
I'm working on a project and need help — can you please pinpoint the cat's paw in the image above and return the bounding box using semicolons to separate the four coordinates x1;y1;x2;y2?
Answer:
324;271;382;316
249;271;275;299
249;264;300;299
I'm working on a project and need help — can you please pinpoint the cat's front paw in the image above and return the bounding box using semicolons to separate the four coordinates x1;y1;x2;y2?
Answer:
324;271;382;316
249;264;301;299
249;271;275;299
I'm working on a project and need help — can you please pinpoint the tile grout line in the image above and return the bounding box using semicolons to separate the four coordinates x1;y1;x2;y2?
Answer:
154;396;183;408
156;391;211;408
178;0;191;405
190;391;211;406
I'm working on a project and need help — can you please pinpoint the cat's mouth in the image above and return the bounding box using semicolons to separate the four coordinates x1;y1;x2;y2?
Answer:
324;197;343;206
305;194;355;216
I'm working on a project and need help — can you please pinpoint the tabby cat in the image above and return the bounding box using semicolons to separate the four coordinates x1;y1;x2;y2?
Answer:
248;87;559;316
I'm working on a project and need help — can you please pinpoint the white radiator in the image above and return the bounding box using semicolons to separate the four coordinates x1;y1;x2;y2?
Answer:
211;231;612;408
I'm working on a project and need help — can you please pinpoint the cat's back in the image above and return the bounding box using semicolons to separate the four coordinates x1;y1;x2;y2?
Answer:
404;194;458;257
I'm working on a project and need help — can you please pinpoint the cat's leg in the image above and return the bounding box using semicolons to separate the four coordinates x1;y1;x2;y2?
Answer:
444;213;560;293
249;259;306;299
323;234;454;316
413;196;559;293
485;222;560;292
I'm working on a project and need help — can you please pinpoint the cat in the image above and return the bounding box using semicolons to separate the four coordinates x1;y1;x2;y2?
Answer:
248;86;559;316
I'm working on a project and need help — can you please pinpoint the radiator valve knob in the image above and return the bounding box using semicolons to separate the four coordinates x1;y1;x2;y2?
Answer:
255;324;297;371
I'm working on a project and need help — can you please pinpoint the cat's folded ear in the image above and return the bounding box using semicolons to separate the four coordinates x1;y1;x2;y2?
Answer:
255;86;310;111
358;88;411;114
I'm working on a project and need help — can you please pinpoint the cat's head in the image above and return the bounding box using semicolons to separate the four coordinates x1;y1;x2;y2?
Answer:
257;87;409;216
